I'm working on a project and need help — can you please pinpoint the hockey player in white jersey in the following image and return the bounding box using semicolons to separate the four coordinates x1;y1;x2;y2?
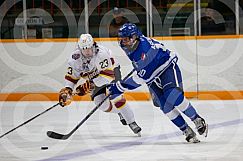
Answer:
59;34;141;136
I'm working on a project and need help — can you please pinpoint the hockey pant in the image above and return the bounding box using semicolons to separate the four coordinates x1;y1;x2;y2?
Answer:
93;93;135;125
148;61;200;131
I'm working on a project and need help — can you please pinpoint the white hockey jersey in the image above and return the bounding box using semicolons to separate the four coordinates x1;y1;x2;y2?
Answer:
64;44;118;90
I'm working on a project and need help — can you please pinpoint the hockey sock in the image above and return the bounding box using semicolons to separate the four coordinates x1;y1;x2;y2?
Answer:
175;97;199;121
116;103;135;125
164;107;187;131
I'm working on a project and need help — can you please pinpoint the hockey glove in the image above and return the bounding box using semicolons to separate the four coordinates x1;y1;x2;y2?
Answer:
76;80;93;96
108;81;125;100
59;87;72;107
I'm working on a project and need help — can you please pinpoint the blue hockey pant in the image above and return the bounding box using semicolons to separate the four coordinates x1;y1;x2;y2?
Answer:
148;61;200;131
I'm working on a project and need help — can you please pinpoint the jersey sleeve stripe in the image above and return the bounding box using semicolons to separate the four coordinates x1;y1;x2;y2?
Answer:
100;70;115;78
99;74;114;80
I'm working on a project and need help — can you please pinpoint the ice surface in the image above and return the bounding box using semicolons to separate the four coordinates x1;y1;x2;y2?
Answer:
0;100;243;161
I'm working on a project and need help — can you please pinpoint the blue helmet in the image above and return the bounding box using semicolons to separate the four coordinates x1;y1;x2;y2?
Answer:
118;23;142;38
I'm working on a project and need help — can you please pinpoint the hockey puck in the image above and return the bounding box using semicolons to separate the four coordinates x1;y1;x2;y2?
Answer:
41;146;48;150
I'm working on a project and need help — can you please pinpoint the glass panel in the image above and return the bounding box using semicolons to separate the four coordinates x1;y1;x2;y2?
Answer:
239;0;243;34
25;0;78;38
200;0;235;35
152;0;195;36
1;0;81;39
88;0;147;38
1;1;23;39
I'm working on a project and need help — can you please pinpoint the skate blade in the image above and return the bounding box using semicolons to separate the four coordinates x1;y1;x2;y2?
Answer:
137;132;141;137
189;137;200;143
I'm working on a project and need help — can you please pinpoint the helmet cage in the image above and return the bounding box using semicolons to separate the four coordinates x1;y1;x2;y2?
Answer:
118;23;142;49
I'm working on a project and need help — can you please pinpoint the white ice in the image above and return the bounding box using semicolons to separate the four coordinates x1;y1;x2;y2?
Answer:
0;100;243;161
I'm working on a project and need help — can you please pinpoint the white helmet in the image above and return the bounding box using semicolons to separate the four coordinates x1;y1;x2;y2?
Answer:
78;34;94;50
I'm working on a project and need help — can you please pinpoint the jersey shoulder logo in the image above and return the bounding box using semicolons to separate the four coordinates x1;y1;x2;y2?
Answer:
72;53;80;60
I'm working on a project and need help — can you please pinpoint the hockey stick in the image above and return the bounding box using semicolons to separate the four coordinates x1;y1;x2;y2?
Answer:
0;102;60;139
47;69;135;140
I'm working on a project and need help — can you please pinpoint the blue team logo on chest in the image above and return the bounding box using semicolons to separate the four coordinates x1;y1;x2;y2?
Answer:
141;53;146;60
133;47;145;62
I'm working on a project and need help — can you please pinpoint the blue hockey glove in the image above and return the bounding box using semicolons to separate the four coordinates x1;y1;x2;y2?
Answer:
108;81;125;100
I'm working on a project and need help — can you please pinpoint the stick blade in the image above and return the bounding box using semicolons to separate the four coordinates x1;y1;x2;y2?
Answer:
47;131;69;140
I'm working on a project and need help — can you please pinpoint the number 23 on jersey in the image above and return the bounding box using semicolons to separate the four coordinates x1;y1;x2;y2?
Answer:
99;59;109;69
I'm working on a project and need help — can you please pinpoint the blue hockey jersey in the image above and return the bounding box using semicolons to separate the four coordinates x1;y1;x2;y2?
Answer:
121;36;177;86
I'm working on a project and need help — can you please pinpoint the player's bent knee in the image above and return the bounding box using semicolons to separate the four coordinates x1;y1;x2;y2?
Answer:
160;103;175;114
97;99;112;112
103;101;113;112
111;95;126;109
164;87;184;106
94;94;113;112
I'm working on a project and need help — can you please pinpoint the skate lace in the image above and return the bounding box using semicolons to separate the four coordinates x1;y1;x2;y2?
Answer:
183;128;190;137
129;122;138;129
194;118;204;129
183;127;195;137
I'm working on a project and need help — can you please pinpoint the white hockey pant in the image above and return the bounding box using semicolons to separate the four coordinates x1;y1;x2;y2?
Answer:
94;94;135;124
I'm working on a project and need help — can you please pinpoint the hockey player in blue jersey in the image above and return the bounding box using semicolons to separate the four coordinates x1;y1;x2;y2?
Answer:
109;23;208;143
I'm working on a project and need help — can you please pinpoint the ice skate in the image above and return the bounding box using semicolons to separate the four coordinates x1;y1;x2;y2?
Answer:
193;117;208;137
118;113;127;125
183;126;200;143
128;122;142;137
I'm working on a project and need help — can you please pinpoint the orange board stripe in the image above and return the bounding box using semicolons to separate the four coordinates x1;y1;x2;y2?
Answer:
197;91;243;100
1;35;243;43
0;92;150;101
0;91;243;101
